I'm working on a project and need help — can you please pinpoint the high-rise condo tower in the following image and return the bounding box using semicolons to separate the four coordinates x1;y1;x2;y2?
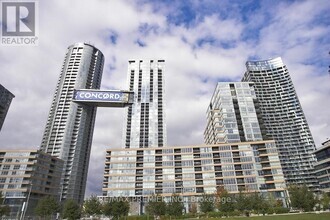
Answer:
40;43;104;203
242;57;317;187
123;60;166;149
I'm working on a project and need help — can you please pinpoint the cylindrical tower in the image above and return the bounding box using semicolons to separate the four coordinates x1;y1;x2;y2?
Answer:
40;43;104;203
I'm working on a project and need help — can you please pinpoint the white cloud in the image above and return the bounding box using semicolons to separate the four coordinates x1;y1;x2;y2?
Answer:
173;15;244;45
0;0;329;197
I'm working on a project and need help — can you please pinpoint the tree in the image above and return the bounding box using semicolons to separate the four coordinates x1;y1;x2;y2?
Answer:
189;202;198;215
288;185;301;210
288;184;316;212
199;193;214;213
83;195;102;217
63;199;81;220
215;186;234;216
34;196;60;219
166;194;184;216
0;193;10;217
320;193;330;210
235;190;252;216
102;197;130;220
250;192;270;215
145;194;166;217
0;205;10;218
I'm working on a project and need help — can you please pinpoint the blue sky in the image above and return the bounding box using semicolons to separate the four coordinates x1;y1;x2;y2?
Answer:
0;0;329;197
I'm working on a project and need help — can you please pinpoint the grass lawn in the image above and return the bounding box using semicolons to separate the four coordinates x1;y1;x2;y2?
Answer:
201;212;330;220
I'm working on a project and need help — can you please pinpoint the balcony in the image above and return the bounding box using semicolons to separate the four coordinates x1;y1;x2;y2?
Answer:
195;180;203;185
175;174;182;179
155;189;163;194
215;172;223;177
175;181;183;187
156;182;163;187
216;179;223;185
174;149;181;153
214;159;221;164
215;166;222;171
174;155;182;160
175;168;182;173
175;162;182;166
195;174;202;179
235;171;243;176
196;187;204;193
193;149;200;153
194;160;201;166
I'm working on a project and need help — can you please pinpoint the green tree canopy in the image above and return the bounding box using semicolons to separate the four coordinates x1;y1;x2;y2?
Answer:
320;193;330;210
288;184;316;212
250;192;270;215
63;199;81;220
34;196;60;218
102;197;130;220
83;195;102;216
166;194;184;216
199;193;214;213
235;190;252;216
0;193;10;217
215;186;235;216
145;194;166;217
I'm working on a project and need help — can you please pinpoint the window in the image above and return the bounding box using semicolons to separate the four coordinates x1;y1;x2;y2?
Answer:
223;178;236;185
2;165;10;170
7;184;17;189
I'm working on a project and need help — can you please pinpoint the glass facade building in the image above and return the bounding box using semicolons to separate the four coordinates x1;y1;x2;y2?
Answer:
314;139;330;193
103;141;288;214
103;59;292;214
242;57;317;188
0;84;14;131
103;59;168;214
123;60;166;149
204;82;266;144
0;150;63;218
40;43;104;203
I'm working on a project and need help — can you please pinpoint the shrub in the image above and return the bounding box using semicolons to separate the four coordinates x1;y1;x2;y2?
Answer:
207;211;223;217
267;207;275;214
126;215;152;220
228;210;241;216
183;212;196;218
274;207;290;214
